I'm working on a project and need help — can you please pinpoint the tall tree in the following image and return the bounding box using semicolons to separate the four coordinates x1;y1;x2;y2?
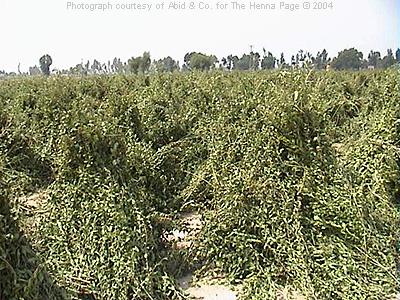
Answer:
128;52;151;74
249;52;260;70
220;55;235;71
91;59;102;74
233;52;260;71
331;48;363;70
279;53;286;68
367;51;381;68
233;54;250;70
396;48;400;63
380;49;396;69
29;66;41;76
111;58;125;74
140;52;151;73
153;56;179;72
291;55;296;67
183;52;218;71
304;51;314;67
69;63;88;75
39;54;53;76
297;50;304;65
261;50;276;70
313;49;329;70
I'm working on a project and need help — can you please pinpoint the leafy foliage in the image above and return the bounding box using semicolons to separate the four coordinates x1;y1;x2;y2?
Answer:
0;70;399;299
331;48;364;70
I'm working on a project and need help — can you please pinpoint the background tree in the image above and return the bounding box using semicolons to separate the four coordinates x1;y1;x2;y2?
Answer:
183;52;195;67
140;52;151;73
233;54;250;70
304;51;314;68
380;49;396;69
331;48;363;70
153;56;180;72
127;52;151;74
233;52;260;70
291;55;296;67
39;54;53;76
85;60;90;73
313;49;329;70
295;50;305;67
221;55;235;71
279;53;287;68
183;52;218;71
191;53;217;71
128;57;141;74
29;66;41;76
292;50;313;68
111;58;126;74
367;51;381;68
220;57;228;70
91;59;103;74
69;63;88;75
396;48;400;63
17;47;400;76
249;51;260;70
261;49;276;70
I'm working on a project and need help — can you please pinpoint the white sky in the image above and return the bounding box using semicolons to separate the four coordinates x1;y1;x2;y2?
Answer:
0;0;399;72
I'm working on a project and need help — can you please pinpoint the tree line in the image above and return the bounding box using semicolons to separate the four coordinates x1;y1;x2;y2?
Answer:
1;47;400;76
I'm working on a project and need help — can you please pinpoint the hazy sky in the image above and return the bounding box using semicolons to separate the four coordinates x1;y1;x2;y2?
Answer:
0;0;399;72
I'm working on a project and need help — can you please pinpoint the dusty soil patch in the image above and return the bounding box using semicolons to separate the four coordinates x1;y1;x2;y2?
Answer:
164;212;202;249
178;273;238;300
166;213;239;299
16;190;49;237
17;190;49;211
186;285;237;300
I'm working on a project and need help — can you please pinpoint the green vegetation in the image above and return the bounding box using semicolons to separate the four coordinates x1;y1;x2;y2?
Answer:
331;48;364;70
2;46;398;77
39;55;53;77
0;70;399;299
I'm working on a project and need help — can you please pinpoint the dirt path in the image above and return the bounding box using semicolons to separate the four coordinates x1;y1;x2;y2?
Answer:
178;273;237;300
17;190;48;211
16;190;49;237
165;212;240;300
